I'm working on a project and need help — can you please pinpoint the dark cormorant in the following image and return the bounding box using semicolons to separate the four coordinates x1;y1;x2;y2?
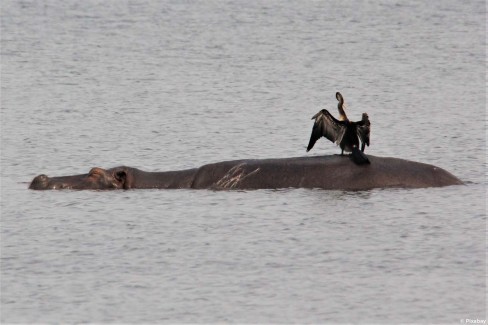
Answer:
307;92;371;165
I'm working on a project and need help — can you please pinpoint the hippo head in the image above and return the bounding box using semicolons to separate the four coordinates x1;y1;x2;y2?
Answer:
29;167;132;190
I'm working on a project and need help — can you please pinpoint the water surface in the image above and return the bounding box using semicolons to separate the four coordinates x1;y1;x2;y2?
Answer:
1;0;486;323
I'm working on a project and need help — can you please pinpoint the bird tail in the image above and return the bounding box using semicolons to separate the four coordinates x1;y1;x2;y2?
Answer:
351;147;370;165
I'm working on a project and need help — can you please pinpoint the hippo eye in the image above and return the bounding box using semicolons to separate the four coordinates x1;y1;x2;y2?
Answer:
88;167;105;177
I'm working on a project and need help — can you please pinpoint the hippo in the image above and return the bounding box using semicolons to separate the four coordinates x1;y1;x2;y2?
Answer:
29;155;462;191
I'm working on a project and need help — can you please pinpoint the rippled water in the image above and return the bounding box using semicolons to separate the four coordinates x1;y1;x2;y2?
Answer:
1;0;486;323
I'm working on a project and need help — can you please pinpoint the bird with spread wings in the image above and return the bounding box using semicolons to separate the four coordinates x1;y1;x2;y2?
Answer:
307;92;371;164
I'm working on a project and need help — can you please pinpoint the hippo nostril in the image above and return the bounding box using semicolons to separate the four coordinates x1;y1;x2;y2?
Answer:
29;174;50;190
37;174;49;181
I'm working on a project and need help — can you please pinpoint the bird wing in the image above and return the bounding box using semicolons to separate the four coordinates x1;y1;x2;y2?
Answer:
307;109;346;152
356;118;370;147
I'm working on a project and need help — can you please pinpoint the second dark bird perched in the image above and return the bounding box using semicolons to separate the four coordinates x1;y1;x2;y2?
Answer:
307;92;371;165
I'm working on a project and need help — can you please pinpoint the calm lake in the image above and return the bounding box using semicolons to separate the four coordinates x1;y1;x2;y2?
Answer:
1;0;486;323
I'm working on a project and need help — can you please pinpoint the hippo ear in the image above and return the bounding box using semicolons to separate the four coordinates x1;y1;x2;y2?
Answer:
114;169;129;189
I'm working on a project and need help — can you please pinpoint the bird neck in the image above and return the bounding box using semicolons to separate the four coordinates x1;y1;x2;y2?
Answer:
338;104;348;121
